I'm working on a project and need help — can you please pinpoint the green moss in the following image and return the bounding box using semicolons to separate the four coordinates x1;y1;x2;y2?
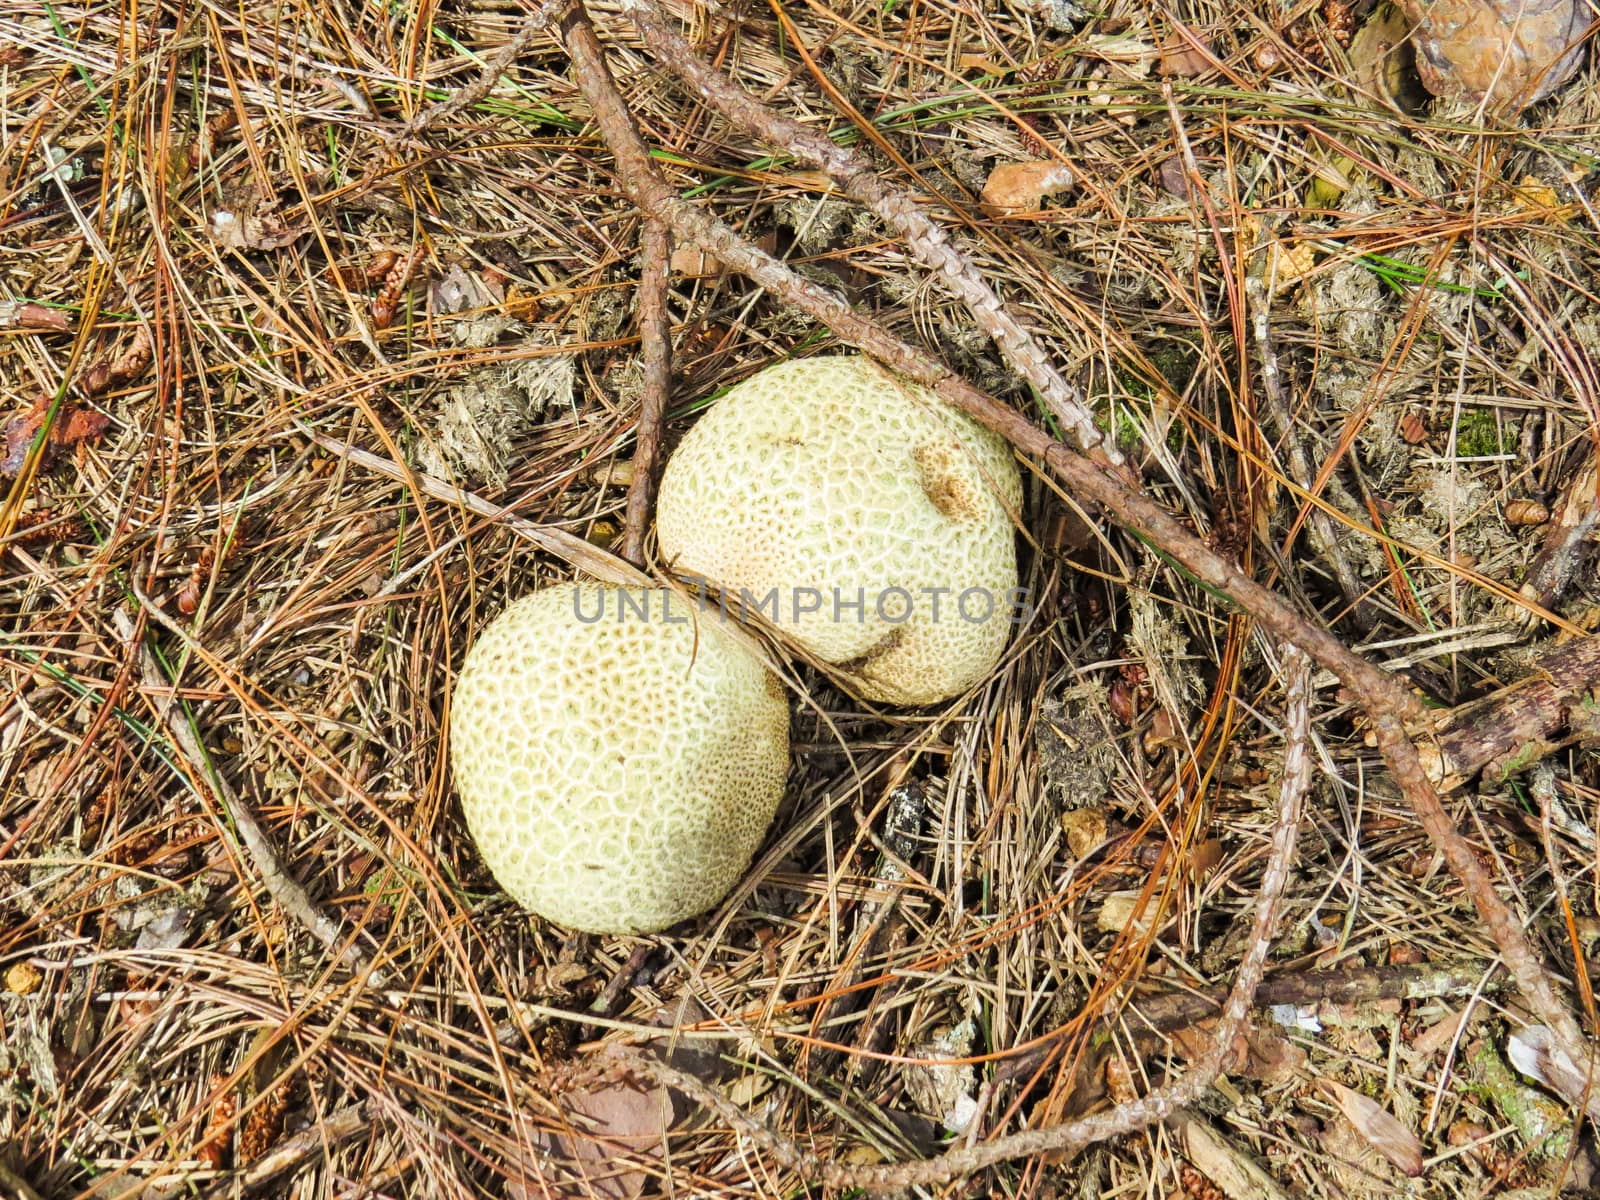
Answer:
1147;342;1199;392
1454;409;1509;457
1465;1039;1573;1162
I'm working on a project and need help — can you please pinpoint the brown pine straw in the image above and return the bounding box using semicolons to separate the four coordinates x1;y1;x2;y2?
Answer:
112;605;384;987
605;645;1312;1190
548;0;1600;1146
619;0;1119;469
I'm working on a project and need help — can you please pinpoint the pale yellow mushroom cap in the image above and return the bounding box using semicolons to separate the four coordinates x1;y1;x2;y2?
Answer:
450;583;790;934
656;356;1022;705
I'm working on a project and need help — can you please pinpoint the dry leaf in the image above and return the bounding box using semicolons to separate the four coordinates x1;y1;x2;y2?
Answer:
2;394;49;477
669;245;720;275
1398;411;1429;444
1508;176;1576;220
517;998;724;1200
980;160;1078;216
60;405;111;447
1060;807;1108;859
1189;837;1224;878
1168;1018;1307;1084
210;188;303;251
958;53;1010;74
80;327;152;397
2;394;111;479
1158;156;1192;199
1410;1004;1479;1058
1507;1023;1597;1105
1159;29;1213;76
1096;890;1158;937
1262;237;1318;289
518;1077;675;1200
1322;1080;1424;1176
1348;3;1426;111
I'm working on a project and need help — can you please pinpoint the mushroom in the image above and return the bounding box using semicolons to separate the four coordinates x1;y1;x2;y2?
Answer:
655;356;1023;705
450;582;789;934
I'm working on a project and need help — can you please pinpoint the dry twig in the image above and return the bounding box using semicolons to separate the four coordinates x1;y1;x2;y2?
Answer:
607;644;1311;1189
112;604;383;986
620;217;672;565
549;0;1600;1126
620;0;1121;468
395;1;566;143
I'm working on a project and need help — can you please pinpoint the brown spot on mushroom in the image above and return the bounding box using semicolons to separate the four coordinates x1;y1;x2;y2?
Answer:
913;440;984;523
835;624;909;675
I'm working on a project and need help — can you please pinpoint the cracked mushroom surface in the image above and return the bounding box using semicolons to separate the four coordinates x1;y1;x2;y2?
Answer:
450;583;790;934
656;356;1023;705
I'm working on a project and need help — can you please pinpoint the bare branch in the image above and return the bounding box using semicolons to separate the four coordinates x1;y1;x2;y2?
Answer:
620;217;672;565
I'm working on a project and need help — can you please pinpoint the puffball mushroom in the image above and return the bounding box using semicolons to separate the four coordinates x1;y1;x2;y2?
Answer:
450;583;789;934
656;356;1023;706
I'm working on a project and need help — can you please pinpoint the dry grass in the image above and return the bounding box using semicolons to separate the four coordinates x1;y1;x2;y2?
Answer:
3;0;1599;1196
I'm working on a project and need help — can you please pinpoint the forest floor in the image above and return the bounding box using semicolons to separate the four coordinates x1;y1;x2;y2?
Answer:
3;0;1600;1197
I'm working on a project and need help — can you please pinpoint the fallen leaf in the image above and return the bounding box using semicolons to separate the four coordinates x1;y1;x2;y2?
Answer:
0;392;108;477
669;245;720;275
1509;176;1578;221
1348;3;1426;112
513;997;727;1200
981;160;1078;216
1159;29;1213;76
1508;1023;1597;1105
958;53;1010;74
1157;157;1192;199
1060;807;1109;859
80;327;153;397
1189;837;1224;879
1410;1004;1479;1057
59;404;110;447
2;394;50;477
210;187;303;251
1168;1018;1307;1084
1261;237;1319;290
519;1077;674;1200
1097;890;1159;937
1322;1080;1424;1176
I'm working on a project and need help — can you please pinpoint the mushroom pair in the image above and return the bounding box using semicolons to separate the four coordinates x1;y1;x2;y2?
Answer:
450;356;1022;933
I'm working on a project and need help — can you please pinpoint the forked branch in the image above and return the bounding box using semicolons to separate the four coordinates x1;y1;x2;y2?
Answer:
549;0;1599;1136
